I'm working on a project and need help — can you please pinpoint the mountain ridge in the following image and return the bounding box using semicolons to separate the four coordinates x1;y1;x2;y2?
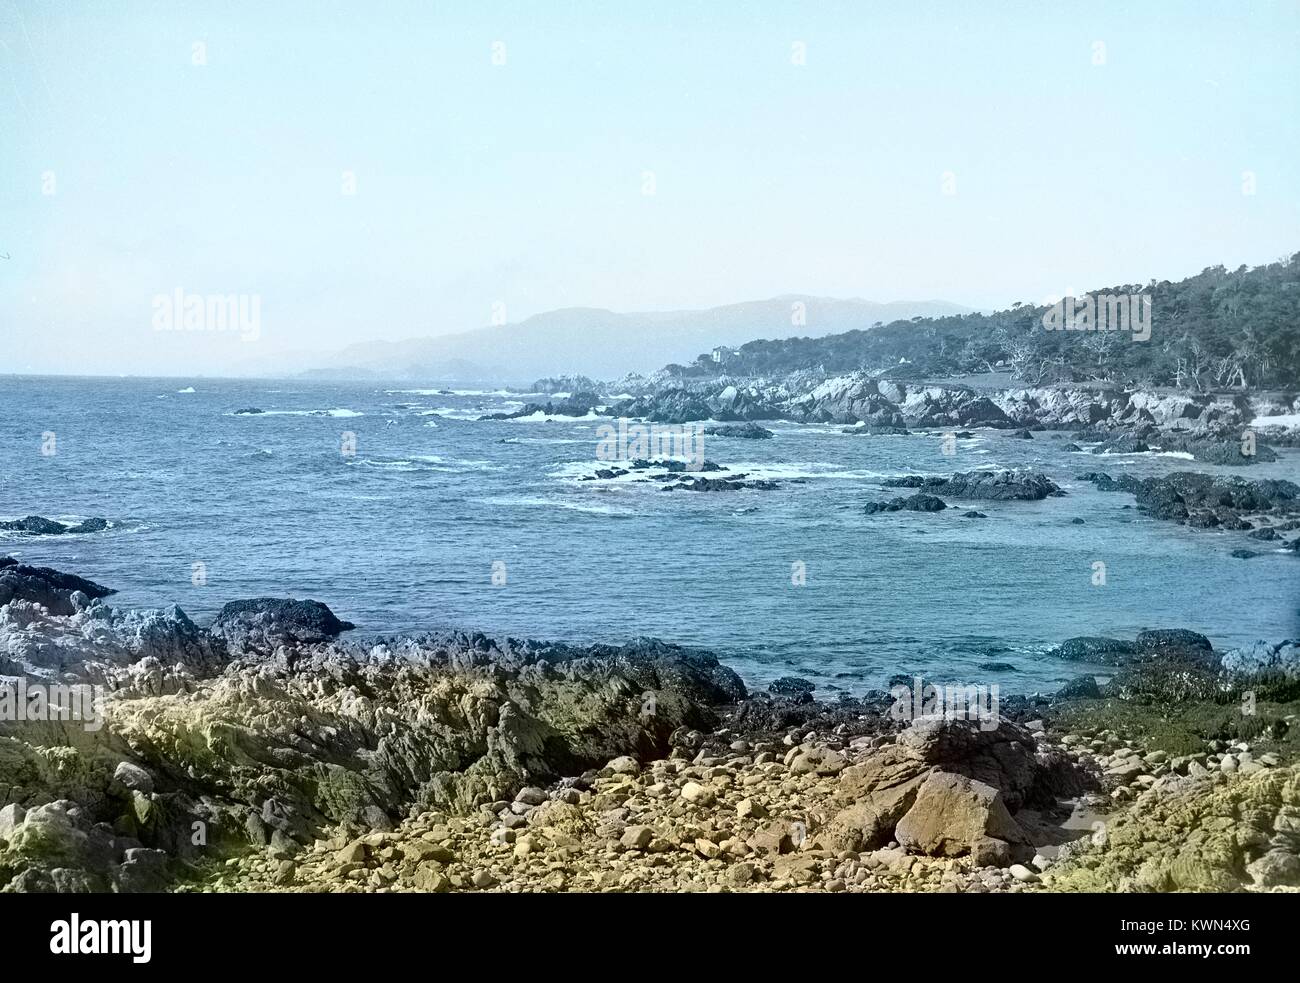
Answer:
293;296;974;384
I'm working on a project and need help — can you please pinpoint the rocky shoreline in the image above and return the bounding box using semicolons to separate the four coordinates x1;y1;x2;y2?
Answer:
589;373;1296;454
1;559;1297;894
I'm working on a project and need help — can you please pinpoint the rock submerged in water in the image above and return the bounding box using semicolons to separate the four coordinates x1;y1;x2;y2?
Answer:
0;515;110;535
662;477;779;492
702;422;774;440
864;493;947;514
1078;470;1300;541
480;393;600;420
882;470;1064;501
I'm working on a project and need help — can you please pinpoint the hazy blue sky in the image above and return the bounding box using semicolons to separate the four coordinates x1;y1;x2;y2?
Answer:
2;0;1298;375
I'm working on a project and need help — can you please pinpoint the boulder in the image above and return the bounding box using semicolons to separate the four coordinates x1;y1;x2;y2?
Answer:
1049;636;1139;666
0;563;115;615
825;746;931;851
1135;628;1213;655
1221;640;1300;679
896;716;1040;810
1054;674;1102;700
895;772;1028;858
882;470;1063;501
209;598;356;652
702;423;774;440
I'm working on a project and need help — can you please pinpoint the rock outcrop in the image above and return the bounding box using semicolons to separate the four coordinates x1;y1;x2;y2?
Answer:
0;565;748;892
882;470;1064;501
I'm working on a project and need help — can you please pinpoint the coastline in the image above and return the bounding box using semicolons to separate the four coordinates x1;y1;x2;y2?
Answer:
1;559;1297;894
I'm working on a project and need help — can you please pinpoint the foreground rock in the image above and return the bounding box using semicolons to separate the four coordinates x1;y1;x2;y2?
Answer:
0;565;747;892
1;566;1294;894
1044;762;1300;891
0;559;116;616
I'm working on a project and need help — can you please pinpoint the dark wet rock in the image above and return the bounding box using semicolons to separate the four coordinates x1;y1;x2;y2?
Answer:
1069;517;1085;524
233;407;265;415
977;662;1017;672
1249;527;1280;541
962;510;987;519
864;493;947;514
629;458;723;473
663;477;779;492
883;470;1064;501
1054;675;1102;700
0;563;116;615
1049;636;1139;666
1103;649;1226;704
210;598;356;652
1078;471;1300;538
1092;434;1149;455
481;394;599;420
703;422;773;440
0;515;111;536
1158;430;1279;466
1063;443;1082;451
843;424;911;436
0;516;68;535
1136;628;1213;655
769;676;816;697
1231;548;1260;559
1011;429;1034;440
1075;471;1142;494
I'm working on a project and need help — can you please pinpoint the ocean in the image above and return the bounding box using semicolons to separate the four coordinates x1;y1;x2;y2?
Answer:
2;375;1297;695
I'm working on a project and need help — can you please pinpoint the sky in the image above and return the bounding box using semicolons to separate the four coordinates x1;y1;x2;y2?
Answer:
1;0;1298;376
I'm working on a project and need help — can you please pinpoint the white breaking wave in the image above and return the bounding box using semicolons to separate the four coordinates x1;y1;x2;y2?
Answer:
501;409;608;423
1251;413;1300;429
423;407;481;420
176;386;196;394
501;436;589;445
477;495;629;516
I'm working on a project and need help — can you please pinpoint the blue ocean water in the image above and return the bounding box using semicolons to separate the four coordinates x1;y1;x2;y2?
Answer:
2;375;1297;695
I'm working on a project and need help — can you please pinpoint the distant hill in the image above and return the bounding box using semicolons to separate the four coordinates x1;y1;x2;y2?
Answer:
299;297;973;384
659;256;1300;392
